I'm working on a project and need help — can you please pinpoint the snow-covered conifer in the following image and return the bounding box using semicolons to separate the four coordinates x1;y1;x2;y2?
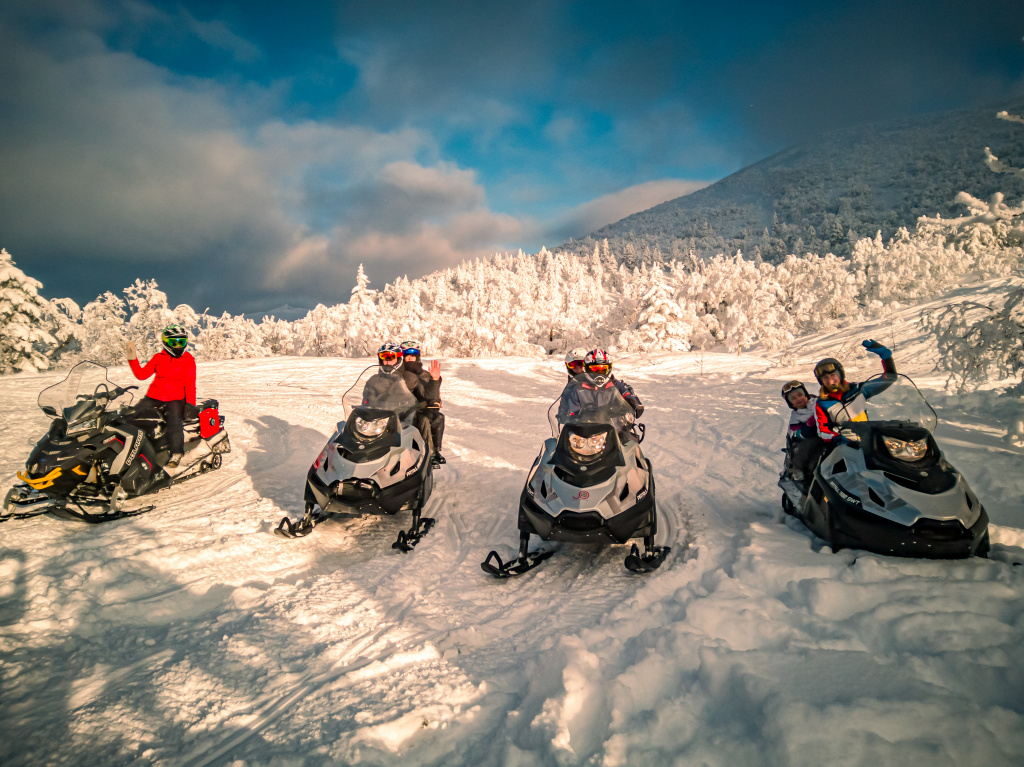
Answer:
0;248;57;373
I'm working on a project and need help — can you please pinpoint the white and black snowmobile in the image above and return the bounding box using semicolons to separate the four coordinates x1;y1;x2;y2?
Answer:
274;365;436;550
3;361;230;523
780;373;989;558
481;377;669;577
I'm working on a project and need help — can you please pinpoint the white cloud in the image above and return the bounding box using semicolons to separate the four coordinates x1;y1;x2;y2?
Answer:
537;179;711;244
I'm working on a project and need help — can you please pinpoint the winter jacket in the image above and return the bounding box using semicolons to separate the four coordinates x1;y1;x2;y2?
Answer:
560;375;643;421
815;357;898;441
401;358;442;407
128;350;196;405
787;398;818;440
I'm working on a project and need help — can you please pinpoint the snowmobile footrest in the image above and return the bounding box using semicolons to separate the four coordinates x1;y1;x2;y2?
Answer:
392;517;435;552
274;512;327;539
624;543;671;573
480;548;554;578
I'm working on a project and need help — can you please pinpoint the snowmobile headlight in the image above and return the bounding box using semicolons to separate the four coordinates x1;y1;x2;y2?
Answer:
66;416;99;435
568;431;607;457
354;416;389;438
883;436;929;462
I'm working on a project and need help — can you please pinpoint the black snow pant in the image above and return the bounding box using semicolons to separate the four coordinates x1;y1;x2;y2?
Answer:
141;396;185;454
417;409;445;453
786;434;825;484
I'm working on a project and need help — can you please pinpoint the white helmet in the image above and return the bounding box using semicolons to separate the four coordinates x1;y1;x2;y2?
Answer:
564;347;587;376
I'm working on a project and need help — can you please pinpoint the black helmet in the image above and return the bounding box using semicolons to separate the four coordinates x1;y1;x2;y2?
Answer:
161;325;189;358
781;380;809;409
813;358;845;386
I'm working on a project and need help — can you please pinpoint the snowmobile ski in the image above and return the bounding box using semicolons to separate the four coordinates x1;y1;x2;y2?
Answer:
480;548;555;578
48;501;158;524
392;516;435;552
623;542;671;573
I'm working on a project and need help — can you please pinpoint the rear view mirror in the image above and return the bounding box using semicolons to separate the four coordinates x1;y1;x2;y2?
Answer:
41;405;58;417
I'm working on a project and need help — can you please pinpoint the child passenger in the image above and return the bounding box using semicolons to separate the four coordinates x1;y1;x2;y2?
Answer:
781;380;822;482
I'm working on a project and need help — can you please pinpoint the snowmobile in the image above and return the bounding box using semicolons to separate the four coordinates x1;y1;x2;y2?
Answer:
779;373;990;558
481;377;669;577
274;365;436;550
3;361;230;523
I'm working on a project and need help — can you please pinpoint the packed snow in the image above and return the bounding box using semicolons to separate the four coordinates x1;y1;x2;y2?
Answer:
1;305;1023;767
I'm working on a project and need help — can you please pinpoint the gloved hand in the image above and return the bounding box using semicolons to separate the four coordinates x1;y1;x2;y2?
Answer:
862;339;892;360
625;396;644;417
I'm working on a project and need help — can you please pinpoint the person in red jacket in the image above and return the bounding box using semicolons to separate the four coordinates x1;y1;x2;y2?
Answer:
126;325;196;468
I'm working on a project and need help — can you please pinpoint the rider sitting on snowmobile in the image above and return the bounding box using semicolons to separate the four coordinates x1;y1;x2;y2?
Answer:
780;380;822;483
126;325;195;468
814;339;898;446
564;348;587;382
401;340;447;466
560;349;644;435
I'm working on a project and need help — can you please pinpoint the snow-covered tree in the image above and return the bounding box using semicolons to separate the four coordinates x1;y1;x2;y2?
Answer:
259;316;295;356
924;281;1024;394
79;292;129;366
197;312;269;360
123;279;176;354
627;266;699;352
0;248;57;373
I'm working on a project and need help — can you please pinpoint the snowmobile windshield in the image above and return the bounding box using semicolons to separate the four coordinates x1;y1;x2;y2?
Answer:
550;378;637;440
341;365;418;423
834;373;937;434
37;361;133;423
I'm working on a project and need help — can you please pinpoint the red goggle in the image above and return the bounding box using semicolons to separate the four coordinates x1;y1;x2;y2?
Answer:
566;360;585;373
378;351;400;364
586;363;611;375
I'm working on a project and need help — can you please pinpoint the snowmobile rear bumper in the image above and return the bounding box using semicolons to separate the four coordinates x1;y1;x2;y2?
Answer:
305;466;424;516
827;500;989;558
517;487;656;544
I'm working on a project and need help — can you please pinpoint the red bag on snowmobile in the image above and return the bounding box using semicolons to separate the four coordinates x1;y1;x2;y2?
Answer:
199;407;221;439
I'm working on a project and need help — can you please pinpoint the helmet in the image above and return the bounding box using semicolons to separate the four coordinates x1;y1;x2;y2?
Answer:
400;340;421;358
813;357;845;386
161;325;188;358
584;348;612;384
781;380;809;409
564;347;587;376
377;341;404;374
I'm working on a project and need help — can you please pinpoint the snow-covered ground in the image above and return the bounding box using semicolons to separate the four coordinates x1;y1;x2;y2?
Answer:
2;305;1024;766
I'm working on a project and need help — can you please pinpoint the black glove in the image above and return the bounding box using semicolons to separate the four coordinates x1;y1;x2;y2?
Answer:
626;396;644;417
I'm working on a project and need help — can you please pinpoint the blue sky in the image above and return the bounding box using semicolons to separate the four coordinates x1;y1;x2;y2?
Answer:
1;0;1022;314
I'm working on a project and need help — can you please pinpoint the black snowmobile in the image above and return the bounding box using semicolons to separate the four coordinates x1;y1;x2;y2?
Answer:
780;373;989;558
274;365;436;550
3;361;230;523
481;377;669;577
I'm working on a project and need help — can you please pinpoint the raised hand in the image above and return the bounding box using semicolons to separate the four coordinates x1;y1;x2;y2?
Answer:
126;340;138;361
428;359;441;380
862;339;892;360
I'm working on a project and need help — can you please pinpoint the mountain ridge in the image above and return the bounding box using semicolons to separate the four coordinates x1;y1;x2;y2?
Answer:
563;96;1024;263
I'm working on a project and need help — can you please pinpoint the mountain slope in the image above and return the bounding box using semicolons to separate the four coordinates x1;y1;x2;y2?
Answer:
567;97;1024;263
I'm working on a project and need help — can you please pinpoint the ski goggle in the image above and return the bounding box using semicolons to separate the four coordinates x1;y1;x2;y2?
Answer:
566;360;585;374
781;380;804;395
163;336;187;348
378;351;400;364
402;346;420;357
815;363;839;378
586;362;611;376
